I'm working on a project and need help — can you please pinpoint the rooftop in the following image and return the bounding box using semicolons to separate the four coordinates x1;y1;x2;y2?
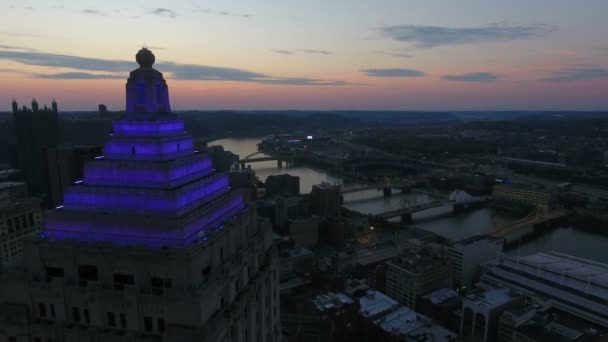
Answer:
358;290;399;319
373;306;457;341
0;181;25;190
354;242;400;267
499;251;608;298
313;292;355;312
517;307;607;342
424;288;459;305
388;248;448;275
465;287;518;309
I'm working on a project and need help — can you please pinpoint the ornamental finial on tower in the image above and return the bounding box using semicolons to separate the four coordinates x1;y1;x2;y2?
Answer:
136;47;155;68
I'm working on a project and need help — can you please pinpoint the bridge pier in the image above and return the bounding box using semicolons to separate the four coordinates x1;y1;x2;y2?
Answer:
277;160;283;168
400;213;413;224
383;188;392;197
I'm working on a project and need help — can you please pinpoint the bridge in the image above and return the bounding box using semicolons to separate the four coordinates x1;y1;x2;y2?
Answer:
372;190;489;223
489;207;568;240
239;151;293;169
376;200;453;221
341;178;417;195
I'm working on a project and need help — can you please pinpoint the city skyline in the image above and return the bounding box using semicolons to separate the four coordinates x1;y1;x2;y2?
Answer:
1;0;608;111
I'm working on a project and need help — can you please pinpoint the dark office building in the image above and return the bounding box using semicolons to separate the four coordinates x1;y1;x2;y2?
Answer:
45;145;103;208
12;98;61;199
265;174;300;198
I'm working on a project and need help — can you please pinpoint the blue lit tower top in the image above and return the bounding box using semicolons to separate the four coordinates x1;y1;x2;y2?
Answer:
44;49;245;247
126;48;171;114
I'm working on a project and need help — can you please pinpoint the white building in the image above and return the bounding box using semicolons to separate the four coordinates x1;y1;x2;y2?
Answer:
480;251;608;328
447;235;504;288
0;49;281;342
461;287;522;342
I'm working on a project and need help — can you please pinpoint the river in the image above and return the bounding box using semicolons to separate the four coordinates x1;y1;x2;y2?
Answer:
211;137;608;263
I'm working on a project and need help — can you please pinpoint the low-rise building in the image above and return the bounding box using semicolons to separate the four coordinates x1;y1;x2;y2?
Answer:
492;182;553;211
480;251;608;327
386;248;452;309
417;288;462;333
461;287;523;342
499;303;608;342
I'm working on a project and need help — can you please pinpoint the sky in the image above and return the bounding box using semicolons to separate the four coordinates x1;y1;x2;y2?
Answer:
1;0;607;111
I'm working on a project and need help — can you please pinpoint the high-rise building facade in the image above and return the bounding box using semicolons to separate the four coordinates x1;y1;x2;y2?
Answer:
0;182;42;267
0;48;280;342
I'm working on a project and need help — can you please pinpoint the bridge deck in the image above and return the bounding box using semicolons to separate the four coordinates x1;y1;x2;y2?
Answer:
239;156;277;163
376;200;453;219
489;210;567;238
341;181;415;194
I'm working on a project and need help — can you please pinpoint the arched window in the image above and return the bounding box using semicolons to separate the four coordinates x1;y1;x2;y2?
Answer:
131;146;136;155
474;313;486;339
462;308;474;337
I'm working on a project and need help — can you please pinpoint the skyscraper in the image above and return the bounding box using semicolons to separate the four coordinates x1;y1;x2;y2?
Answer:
0;48;280;342
12;97;61;199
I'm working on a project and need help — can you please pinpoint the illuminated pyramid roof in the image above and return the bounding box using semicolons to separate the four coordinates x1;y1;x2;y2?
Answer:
44;48;245;247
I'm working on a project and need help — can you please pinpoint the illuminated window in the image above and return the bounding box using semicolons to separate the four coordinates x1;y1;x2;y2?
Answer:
136;85;146;105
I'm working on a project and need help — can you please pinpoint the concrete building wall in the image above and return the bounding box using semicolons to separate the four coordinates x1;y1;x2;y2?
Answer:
0;209;281;342
289;218;319;248
0;198;42;266
447;235;504;288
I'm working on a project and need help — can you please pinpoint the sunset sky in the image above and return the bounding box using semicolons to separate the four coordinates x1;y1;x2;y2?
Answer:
1;0;607;111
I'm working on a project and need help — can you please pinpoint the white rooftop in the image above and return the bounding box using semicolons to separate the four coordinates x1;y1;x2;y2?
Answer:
358;290;399;318
466;287;516;308
424;288;459;304
373;306;457;341
500;251;608;300
313;292;354;312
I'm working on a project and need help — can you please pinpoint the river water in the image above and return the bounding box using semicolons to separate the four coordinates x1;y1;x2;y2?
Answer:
212;137;608;263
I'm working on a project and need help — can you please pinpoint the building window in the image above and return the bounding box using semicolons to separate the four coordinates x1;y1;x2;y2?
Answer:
78;264;98;285
120;313;127;329
113;273;135;290
136;84;146;105
39;302;46;317
144;316;153;332
45;266;64;281
50;303;55;318
107;312;116;327
155;84;162;105
150;277;172;295
157;318;165;333
72;307;80;322
84;309;90;325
